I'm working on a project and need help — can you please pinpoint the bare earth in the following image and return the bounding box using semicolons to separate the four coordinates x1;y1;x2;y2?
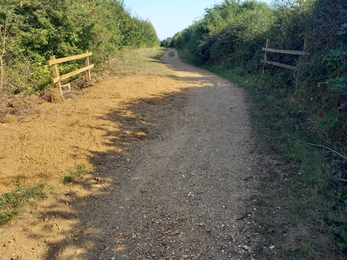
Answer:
0;49;259;259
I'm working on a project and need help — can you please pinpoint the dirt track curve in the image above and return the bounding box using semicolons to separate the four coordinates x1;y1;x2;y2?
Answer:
0;48;259;259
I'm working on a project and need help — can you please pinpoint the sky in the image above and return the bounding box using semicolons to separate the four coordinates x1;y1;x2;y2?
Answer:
122;0;273;40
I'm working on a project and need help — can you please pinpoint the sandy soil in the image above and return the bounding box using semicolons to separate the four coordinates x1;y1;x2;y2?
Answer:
0;49;259;259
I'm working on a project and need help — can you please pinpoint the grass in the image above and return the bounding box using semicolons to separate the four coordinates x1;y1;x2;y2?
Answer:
63;164;87;183
108;47;175;78
0;182;48;226
177;48;347;259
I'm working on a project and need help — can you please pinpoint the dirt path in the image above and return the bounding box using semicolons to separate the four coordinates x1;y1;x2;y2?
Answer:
0;49;259;259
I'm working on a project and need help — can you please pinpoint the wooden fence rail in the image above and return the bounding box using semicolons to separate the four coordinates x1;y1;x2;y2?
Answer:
261;39;306;72
48;51;94;100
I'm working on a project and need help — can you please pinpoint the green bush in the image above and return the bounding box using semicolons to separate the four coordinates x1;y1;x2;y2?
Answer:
0;0;159;94
171;0;274;68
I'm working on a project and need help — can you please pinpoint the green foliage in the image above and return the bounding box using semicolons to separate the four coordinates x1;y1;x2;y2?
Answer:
0;182;47;226
160;37;173;48
172;0;274;68
63;164;87;183
295;0;347;143
0;0;159;94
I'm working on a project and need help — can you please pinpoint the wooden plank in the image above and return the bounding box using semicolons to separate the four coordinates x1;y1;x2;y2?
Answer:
261;60;296;70
50;56;64;100
48;52;93;66
53;64;94;83
85;54;91;81
262;47;305;56
262;39;271;75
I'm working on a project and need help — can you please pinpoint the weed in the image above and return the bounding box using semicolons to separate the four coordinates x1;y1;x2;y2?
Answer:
63;164;87;183
0;183;47;226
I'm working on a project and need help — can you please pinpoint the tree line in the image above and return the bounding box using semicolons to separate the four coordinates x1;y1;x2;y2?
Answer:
0;0;159;94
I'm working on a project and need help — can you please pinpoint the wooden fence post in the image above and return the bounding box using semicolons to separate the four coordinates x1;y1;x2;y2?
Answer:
85;50;91;81
262;39;270;75
50;56;64;100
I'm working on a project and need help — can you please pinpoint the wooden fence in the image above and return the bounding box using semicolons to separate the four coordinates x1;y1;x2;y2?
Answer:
261;39;306;72
48;51;94;100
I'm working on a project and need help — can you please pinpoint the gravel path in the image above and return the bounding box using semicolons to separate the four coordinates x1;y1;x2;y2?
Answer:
81;49;257;259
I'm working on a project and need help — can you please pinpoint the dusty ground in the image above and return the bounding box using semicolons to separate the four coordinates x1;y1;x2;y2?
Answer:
0;49;261;259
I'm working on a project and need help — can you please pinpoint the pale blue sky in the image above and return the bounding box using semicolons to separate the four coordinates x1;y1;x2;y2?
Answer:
122;0;273;40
